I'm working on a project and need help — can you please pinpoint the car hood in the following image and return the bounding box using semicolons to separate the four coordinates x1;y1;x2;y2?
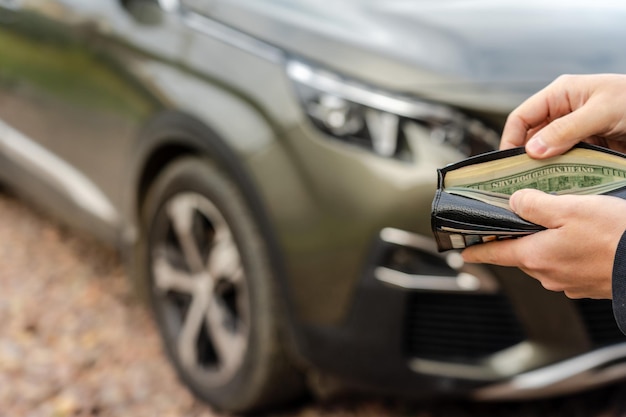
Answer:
208;0;626;112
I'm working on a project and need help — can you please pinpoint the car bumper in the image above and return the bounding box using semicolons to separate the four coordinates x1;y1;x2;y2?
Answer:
474;342;626;400
294;227;626;400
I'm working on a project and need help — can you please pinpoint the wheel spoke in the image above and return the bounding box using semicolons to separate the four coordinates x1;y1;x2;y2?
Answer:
153;190;251;382
167;195;205;274
153;251;195;294
177;289;209;369
206;297;247;375
230;266;245;287
208;233;240;281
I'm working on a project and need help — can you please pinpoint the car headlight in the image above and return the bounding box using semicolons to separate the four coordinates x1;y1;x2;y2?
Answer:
286;60;499;160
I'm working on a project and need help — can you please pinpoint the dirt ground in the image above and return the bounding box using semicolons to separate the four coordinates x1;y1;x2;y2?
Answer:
1;190;626;417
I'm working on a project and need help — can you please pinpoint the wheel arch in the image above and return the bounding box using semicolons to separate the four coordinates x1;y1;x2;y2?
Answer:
126;110;304;353
129;110;282;277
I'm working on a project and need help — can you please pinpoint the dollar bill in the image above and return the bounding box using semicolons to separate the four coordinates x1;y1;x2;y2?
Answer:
444;148;626;210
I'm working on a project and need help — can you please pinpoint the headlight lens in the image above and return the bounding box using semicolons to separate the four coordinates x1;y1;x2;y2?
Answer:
287;60;499;160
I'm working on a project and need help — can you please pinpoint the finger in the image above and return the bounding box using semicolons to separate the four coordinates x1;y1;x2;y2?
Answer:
525;103;610;158
500;81;571;150
500;103;548;150
500;117;530;150
461;238;521;267
509;189;565;228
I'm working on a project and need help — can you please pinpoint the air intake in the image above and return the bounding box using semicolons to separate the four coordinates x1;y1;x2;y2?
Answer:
405;293;525;362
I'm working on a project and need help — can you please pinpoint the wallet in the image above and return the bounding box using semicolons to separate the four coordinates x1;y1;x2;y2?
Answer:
431;143;626;252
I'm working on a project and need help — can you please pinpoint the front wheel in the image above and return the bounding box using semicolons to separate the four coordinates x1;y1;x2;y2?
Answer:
139;157;303;413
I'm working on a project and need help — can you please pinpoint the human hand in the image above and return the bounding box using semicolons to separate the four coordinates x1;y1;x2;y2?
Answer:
461;189;626;299
501;74;626;158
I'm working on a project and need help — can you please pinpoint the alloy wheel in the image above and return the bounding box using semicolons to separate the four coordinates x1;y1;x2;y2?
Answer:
150;191;250;386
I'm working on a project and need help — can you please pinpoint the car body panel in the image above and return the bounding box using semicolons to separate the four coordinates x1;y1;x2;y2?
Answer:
0;5;156;239
2;0;626;405
186;0;626;112
0;0;468;326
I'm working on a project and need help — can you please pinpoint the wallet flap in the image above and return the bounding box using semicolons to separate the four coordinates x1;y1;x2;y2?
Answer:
432;190;542;232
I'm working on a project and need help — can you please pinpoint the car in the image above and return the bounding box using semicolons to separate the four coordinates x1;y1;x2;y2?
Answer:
2;0;626;413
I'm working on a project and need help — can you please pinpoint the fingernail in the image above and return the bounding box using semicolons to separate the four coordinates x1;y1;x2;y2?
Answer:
526;136;548;156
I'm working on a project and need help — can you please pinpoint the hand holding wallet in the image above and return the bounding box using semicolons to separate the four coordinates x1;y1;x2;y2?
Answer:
431;143;626;252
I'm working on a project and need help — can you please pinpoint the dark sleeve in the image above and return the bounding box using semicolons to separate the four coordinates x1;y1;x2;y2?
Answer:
612;230;626;335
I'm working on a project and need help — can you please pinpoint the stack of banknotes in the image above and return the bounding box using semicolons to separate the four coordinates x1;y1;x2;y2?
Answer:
431;143;626;251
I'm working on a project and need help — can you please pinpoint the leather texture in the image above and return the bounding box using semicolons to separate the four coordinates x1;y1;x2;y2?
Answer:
431;190;543;251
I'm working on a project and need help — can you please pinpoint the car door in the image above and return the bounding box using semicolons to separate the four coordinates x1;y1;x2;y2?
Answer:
0;0;183;242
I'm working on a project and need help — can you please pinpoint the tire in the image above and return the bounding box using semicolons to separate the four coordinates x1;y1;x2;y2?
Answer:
138;157;304;413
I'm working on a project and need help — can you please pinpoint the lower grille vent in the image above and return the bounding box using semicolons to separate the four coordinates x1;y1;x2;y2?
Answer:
405;293;525;362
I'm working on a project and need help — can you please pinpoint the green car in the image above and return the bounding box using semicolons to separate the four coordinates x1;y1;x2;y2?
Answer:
1;0;626;413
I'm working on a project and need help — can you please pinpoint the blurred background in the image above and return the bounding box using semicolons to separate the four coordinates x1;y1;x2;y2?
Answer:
2;1;626;416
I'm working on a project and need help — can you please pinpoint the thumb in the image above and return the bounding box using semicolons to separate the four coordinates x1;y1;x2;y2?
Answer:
526;104;603;158
509;189;563;228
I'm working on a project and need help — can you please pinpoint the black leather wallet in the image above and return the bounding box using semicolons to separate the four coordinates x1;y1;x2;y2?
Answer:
431;143;626;252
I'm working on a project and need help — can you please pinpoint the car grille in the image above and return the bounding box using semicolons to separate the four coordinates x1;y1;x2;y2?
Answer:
574;298;626;347
405;293;525;362
405;296;626;363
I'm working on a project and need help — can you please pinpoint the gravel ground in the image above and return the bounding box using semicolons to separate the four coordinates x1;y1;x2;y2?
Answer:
1;190;626;417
